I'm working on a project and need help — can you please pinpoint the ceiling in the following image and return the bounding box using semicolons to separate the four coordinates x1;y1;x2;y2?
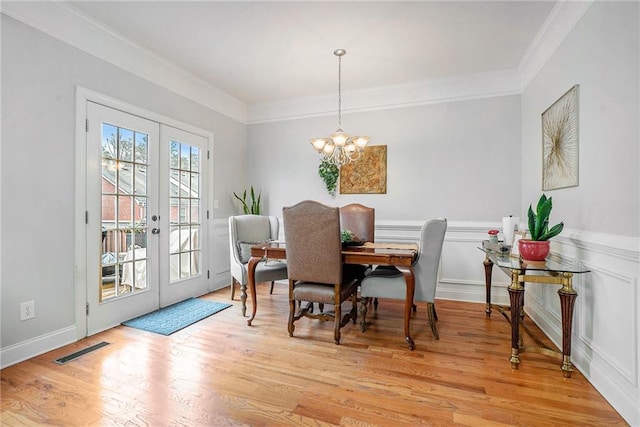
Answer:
64;1;556;107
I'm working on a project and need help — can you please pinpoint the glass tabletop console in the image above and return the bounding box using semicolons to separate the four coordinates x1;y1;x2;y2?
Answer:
479;240;590;378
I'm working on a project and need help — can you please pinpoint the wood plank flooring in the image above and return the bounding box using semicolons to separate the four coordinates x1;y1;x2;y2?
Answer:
1;284;628;426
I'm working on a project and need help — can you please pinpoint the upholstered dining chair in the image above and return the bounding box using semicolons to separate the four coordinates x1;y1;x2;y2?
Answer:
339;203;375;243
282;200;359;345
340;203;375;281
359;218;447;339
228;215;288;302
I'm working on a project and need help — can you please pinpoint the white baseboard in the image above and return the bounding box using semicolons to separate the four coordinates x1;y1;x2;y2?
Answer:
1;326;77;369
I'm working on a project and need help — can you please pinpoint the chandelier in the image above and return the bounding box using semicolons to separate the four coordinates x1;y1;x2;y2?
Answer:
310;49;370;167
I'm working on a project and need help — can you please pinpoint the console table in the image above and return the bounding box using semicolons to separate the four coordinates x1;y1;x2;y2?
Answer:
480;243;590;377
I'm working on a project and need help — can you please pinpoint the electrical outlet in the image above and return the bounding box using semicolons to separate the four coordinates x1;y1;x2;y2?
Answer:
20;300;35;321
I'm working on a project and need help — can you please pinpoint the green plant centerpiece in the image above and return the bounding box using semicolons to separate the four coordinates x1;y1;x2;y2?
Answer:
233;186;262;214
318;159;339;197
341;229;364;246
520;193;564;261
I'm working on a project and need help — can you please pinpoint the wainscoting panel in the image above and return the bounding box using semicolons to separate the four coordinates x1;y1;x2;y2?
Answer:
525;232;639;425
211;219;231;290
580;264;637;383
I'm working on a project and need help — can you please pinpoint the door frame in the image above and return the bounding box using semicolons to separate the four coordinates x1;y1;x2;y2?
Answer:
74;87;214;339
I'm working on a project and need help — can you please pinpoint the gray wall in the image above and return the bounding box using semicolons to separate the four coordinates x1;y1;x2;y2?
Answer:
1;15;245;348
521;1;639;237
248;96;522;222
520;2;639;423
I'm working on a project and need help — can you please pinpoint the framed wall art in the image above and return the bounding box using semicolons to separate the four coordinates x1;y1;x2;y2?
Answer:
542;84;579;191
340;145;387;194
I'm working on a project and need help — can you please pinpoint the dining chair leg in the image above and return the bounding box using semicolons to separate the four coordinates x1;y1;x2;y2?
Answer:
427;302;439;340
288;298;296;337
359;297;369;332
230;278;236;300
334;302;342;345
351;292;358;324
270;281;275;294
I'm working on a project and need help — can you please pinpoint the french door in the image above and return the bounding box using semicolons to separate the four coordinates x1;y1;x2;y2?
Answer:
86;102;209;335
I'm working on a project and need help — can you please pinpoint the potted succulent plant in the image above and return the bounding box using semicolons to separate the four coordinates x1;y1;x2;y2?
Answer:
519;194;564;261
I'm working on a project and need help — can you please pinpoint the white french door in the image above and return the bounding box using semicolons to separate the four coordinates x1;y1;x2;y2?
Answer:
85;102;209;335
158;125;209;306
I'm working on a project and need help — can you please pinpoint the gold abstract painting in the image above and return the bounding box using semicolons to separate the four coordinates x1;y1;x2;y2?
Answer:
340;145;387;194
542;85;579;190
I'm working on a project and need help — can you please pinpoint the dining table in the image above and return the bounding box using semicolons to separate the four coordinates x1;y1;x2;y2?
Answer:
246;241;420;350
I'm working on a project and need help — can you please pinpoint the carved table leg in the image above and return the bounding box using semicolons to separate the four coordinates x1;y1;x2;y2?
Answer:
559;272;577;378
508;269;524;370
483;257;494;316
246;257;260;325
397;265;416;351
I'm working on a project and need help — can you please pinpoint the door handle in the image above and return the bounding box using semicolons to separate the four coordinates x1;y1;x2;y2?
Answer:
151;228;160;235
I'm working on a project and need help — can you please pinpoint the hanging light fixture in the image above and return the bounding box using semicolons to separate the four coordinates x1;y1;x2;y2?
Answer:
310;49;369;167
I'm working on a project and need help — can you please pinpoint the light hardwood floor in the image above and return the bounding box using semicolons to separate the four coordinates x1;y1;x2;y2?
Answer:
1;284;628;426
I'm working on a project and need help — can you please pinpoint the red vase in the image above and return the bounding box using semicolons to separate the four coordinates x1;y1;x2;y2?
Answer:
518;239;550;261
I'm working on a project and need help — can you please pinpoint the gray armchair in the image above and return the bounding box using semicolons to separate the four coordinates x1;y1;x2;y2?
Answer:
229;215;288;312
359;218;447;339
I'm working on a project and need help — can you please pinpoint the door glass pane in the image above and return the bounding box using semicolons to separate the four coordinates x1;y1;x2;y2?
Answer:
170;141;180;168
135;132;148;163
134;165;147;196
118;128;134;162
168;139;201;283
101;122;149;301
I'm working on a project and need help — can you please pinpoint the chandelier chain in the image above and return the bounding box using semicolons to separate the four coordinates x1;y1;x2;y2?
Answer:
337;54;342;129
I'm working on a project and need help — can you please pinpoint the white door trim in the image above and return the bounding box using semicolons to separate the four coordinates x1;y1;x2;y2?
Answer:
74;86;214;339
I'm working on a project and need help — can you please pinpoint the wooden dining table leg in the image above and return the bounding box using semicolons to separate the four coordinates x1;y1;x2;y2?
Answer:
246;256;260;326
559;272;577;378
508;268;524;370
397;265;416;350
483;256;494;316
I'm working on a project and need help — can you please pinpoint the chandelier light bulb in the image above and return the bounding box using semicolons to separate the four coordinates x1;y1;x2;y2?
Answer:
322;142;335;155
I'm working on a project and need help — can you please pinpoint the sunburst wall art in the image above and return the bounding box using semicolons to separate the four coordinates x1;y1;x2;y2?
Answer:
541;85;579;190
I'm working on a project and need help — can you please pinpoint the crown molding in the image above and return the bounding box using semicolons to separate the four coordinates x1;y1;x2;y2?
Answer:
2;0;595;125
247;69;521;124
1;1;247;124
518;0;595;91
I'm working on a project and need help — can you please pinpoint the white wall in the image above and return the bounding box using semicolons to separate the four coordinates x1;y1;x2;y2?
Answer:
0;15;245;356
520;2;639;424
